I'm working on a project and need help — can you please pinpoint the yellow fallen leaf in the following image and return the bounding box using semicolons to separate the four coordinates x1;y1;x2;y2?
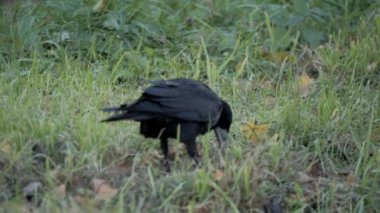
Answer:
253;80;273;90
273;51;296;63
370;127;380;142
92;178;118;201
262;50;296;64
0;142;11;154
117;161;132;170
235;56;248;78
367;62;377;71
93;0;109;12
140;150;163;166
264;96;275;107
270;133;280;143
298;72;313;90
212;169;224;181
298;72;314;97
346;172;358;187
53;184;66;198
330;108;339;120
74;195;90;206
242;122;269;144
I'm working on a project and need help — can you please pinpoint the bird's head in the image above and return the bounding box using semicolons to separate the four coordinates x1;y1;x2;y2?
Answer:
214;100;233;143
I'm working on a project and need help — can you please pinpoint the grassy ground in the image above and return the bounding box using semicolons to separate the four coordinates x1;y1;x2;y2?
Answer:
1;0;380;212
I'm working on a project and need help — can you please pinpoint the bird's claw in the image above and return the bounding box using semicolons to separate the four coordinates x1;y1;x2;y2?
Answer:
217;147;226;169
193;156;202;169
163;159;171;172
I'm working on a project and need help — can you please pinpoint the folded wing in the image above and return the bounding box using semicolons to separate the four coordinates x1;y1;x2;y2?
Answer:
126;79;223;126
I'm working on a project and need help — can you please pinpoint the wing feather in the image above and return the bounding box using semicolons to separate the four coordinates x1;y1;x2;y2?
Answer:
127;79;222;124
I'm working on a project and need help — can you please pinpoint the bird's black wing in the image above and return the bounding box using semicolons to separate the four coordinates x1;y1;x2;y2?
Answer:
127;79;223;125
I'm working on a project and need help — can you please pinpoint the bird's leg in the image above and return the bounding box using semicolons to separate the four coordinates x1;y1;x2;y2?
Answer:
217;148;225;169
160;138;171;172
214;128;228;169
216;138;226;169
185;141;201;168
179;123;202;168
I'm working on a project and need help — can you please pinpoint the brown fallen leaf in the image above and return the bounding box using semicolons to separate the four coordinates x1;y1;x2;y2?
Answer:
74;195;90;206
212;169;224;181
140;150;162;166
253;80;273;91
270;133;280;143
346;172;358;187
367;62;377;71
298;72;314;95
0;142;11;154
262;49;296;64
92;178;118;201
308;161;323;178
264;96;276;107
242;122;269;144
117;161;132;170
93;0;109;12
53;184;66;198
330;108;339;120
370;127;380;142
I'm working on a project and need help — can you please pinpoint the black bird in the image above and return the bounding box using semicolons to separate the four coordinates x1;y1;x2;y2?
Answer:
102;78;232;171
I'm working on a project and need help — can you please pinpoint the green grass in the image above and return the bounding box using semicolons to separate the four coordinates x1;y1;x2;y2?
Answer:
1;0;380;212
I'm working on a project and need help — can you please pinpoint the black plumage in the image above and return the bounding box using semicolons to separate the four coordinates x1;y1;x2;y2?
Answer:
102;78;232;171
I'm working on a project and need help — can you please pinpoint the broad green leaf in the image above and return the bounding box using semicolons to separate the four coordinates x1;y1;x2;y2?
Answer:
301;28;325;46
293;0;308;15
271;27;292;50
287;15;305;27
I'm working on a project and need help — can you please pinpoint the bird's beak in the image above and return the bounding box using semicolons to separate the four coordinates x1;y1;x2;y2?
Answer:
214;127;229;145
214;127;229;168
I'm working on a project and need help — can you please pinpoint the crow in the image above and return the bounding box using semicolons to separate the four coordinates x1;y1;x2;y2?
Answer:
102;78;232;171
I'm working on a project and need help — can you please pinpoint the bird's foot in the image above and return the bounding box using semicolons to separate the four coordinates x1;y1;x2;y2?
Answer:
219;156;225;170
192;156;202;169
217;149;226;170
163;159;172;172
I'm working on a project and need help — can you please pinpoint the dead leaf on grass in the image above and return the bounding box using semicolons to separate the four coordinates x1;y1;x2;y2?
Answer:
0;142;11;154
264;96;276;107
367;62;378;72
270;133;280;143
298;72;314;97
212;169;224;181
253;80;273;91
74;195;90;206
242;122;269;144
262;49;296;64
370;127;380;143
330;108;339;120
93;0;109;12
117;160;132;170
346;172;358;187
53;184;66;198
92;178;118;201
140;150;162;166
308;161;323;178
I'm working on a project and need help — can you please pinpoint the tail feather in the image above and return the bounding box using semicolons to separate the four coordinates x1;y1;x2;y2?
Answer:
101;112;152;122
101;104;130;122
101;113;130;122
102;104;128;112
